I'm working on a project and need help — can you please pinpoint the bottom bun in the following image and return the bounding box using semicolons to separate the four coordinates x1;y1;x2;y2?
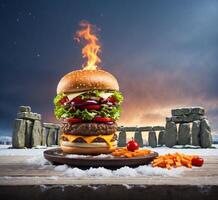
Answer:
61;144;116;155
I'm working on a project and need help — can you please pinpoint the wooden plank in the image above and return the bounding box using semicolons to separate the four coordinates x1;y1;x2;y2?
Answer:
1;175;218;185
0;155;218;186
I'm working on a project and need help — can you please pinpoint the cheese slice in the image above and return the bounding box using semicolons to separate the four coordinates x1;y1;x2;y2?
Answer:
62;133;115;147
66;91;113;101
66;92;86;101
98;92;113;99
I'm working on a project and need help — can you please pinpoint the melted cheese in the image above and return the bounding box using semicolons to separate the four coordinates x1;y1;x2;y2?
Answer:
62;133;115;147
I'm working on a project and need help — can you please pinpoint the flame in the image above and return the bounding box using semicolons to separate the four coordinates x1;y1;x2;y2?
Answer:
75;21;101;70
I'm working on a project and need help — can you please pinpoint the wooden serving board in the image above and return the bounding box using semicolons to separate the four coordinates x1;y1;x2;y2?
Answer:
44;148;158;168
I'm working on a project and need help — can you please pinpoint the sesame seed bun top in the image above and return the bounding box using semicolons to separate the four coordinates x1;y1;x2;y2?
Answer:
56;69;119;94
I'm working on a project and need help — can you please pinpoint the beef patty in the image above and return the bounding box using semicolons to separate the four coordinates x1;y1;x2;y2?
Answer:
62;122;118;136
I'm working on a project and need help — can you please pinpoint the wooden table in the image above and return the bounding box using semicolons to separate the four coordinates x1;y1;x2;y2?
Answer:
0;155;218;200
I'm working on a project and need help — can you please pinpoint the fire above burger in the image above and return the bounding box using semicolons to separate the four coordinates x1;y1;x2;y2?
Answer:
54;21;123;154
54;69;123;154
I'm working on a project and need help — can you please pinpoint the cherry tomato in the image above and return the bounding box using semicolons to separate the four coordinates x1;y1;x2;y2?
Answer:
127;138;139;152
59;97;69;105
80;105;101;110
65;118;83;123
93;117;114;123
192;157;204;167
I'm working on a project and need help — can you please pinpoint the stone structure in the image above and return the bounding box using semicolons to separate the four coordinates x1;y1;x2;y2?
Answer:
165;107;212;148
12;106;61;148
117;126;165;147
43;123;61;146
12;106;213;149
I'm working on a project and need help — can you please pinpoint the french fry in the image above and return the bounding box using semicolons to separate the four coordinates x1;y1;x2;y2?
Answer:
152;152;197;169
112;148;152;158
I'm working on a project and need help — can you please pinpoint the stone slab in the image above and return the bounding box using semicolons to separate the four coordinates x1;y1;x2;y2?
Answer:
47;128;56;146
17;112;41;121
192;120;201;146
31;120;42;147
148;131;157;147
158;130;165;146
165;121;177;147
134;131;143;147
12;119;26;148
152;126;165;131
138;126;153;132
178;123;191;145
200;119;212;148
117;131;126;147
41;127;47;146
171;107;205;116
123;127;137;132
191;107;205;115
171;108;192;116
43;123;61;129
25;120;33;148
170;114;205;123
19;106;31;113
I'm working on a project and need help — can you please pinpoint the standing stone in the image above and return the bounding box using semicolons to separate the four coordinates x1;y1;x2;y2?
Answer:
12;119;26;148
47;128;56;146
118;130;126;147
165;121;177;147
56;127;61;145
148;131;157;148
25;120;33;148
134;129;143;147
41;127;47;146
178;123;191;145
192;120;201;146
31;120;42;147
200;119;212;148
158;130;165;146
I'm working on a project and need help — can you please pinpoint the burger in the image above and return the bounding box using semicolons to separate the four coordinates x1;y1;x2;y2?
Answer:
54;69;123;154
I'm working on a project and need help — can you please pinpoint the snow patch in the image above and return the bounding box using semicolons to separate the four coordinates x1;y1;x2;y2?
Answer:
25;155;50;166
53;164;186;178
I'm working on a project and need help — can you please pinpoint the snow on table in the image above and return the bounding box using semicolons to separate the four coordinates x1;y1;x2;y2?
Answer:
0;145;218;185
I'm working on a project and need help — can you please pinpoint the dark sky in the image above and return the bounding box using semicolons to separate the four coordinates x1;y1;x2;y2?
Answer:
0;0;218;136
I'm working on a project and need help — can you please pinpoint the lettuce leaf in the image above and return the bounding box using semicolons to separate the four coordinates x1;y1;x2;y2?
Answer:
53;90;123;120
54;104;121;120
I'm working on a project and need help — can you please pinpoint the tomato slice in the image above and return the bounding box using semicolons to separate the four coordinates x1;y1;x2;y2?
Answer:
80;105;101;110
59;97;69;105
65;118;83;123
71;97;83;103
107;97;117;104
93;117;114;122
